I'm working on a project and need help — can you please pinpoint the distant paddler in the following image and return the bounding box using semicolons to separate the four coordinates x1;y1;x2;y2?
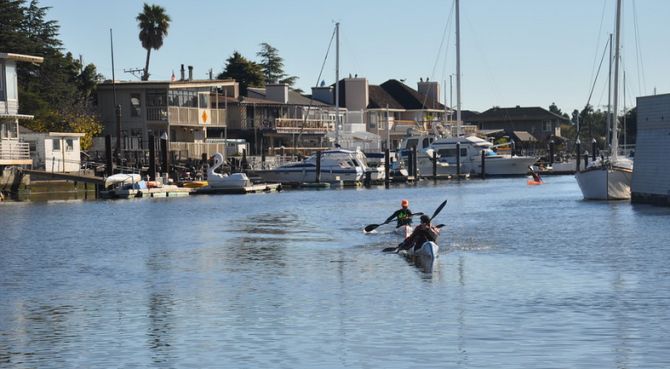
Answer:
363;199;423;234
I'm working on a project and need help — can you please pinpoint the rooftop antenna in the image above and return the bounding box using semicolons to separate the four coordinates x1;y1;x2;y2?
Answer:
123;67;144;80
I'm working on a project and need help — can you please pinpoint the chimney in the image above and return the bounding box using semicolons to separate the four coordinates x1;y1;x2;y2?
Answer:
188;65;193;81
311;85;334;104
344;77;369;111
266;84;289;104
417;80;440;104
180;64;185;81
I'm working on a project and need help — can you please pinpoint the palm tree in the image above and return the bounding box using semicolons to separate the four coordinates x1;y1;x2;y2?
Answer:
136;3;171;81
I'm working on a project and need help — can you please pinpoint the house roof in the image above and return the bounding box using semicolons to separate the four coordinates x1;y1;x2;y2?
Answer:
368;85;404;109
247;87;329;107
473;106;570;123
379;79;445;110
512;131;537;142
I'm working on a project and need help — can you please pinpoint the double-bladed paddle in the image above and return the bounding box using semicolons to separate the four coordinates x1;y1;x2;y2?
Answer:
382;199;447;252
363;212;424;233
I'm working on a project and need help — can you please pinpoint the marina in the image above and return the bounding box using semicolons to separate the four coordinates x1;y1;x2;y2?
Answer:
2;175;670;368
3;0;670;367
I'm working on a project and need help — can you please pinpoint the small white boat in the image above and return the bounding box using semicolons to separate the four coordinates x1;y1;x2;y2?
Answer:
575;157;633;200
206;153;252;190
104;173;142;188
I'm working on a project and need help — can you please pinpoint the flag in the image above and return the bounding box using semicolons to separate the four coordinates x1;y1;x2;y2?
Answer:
171;70;176;81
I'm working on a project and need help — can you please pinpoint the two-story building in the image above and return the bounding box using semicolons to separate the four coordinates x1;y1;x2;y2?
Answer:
470;106;569;145
313;77;448;150
1;52;44;173
96;71;238;160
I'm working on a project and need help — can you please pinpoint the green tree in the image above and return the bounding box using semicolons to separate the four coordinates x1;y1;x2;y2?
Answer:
548;102;569;119
136;3;170;81
218;51;264;95
0;0;103;148
257;43;298;87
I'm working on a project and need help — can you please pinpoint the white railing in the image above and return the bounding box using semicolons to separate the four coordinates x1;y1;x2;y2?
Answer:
0;141;30;160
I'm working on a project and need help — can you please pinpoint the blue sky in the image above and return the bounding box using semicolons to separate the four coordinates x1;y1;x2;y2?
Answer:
40;0;670;114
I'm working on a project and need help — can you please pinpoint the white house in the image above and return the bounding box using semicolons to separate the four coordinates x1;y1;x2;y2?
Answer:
1;52;43;169
22;132;85;172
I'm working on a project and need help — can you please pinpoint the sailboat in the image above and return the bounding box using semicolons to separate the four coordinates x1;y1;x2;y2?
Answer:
575;0;633;200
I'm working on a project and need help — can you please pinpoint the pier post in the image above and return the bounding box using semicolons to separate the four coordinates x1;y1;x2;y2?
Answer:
148;133;156;181
584;153;589;167
105;134;113;177
384;148;390;189
160;133;169;182
549;140;555;166
315;151;321;184
481;150;486;179
456;142;461;179
432;150;437;181
591;139;597;162
575;139;581;172
412;146;418;179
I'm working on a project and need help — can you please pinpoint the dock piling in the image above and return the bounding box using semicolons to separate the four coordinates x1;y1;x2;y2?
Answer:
481;150;486;179
384;149;390;189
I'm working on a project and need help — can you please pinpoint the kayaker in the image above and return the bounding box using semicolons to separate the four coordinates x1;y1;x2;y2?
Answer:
385;199;414;229
400;215;440;252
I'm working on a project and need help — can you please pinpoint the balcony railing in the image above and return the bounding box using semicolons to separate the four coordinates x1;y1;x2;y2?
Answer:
0;141;30;161
167;107;227;127
270;118;334;134
146;107;227;127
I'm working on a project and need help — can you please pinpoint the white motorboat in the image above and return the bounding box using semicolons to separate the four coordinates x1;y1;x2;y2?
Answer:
253;148;365;184
575;0;632;200
206;152;252;189
399;134;538;176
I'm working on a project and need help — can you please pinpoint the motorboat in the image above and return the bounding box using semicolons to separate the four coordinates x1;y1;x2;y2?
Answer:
252;148;365;184
399;134;538;176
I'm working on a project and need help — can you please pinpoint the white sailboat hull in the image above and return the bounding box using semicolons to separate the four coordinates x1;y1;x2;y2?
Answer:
575;166;632;200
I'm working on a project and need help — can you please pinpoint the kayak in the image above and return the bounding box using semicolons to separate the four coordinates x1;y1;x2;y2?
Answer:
400;241;439;259
527;179;543;185
393;225;412;238
398;241;439;273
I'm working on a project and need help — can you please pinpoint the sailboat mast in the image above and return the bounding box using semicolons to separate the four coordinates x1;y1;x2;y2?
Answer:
455;0;462;135
606;33;612;147
335;22;340;147
611;0;621;158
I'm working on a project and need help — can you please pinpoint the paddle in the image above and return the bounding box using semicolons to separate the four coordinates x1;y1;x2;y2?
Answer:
363;212;424;233
382;199;448;252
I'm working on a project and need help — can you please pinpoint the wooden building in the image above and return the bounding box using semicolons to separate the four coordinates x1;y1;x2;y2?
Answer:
631;93;670;206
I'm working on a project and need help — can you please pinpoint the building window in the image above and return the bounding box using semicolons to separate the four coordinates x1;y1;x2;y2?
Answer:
65;139;74;151
130;93;141;117
544;121;552;132
52;138;61;151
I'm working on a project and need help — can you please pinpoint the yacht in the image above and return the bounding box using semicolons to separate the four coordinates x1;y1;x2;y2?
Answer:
253;148;365;184
399;134;538;176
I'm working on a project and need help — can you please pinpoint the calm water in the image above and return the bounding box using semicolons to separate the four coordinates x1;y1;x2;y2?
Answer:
1;176;670;368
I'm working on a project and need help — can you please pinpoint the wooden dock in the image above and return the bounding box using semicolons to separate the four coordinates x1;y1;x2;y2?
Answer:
18;168;105;185
193;183;281;195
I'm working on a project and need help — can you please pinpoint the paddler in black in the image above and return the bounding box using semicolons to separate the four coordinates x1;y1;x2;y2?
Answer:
400;215;440;251
385;199;414;229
